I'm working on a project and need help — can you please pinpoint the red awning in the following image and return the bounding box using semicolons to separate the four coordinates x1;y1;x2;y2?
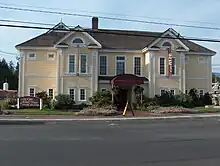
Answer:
111;74;145;86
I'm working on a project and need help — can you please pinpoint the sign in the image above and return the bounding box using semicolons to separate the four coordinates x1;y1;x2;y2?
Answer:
18;96;42;109
167;48;172;77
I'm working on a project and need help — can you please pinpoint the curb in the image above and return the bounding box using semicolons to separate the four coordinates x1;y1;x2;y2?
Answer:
0;113;220;124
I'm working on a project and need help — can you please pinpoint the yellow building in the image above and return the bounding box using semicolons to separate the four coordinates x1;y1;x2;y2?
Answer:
16;17;216;107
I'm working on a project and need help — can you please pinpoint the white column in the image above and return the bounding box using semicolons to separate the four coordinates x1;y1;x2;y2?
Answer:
146;52;153;98
92;50;98;92
152;52;156;97
179;53;183;92
181;52;186;93
56;49;61;95
22;53;25;96
18;53;22;97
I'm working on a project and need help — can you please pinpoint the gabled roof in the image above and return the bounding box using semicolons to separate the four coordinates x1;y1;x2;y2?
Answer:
15;26;216;54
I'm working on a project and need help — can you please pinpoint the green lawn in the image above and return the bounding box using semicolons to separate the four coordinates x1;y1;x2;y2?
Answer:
196;106;220;113
13;109;78;115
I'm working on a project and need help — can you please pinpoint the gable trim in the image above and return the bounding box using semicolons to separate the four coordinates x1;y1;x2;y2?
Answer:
147;29;189;51
54;30;102;48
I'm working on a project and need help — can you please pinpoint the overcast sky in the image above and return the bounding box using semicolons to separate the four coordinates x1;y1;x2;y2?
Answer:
0;0;220;71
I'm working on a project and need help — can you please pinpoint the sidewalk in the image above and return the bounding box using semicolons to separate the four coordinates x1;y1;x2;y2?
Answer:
0;113;220;122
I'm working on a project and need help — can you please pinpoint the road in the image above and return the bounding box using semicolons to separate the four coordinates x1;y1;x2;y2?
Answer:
0;118;220;166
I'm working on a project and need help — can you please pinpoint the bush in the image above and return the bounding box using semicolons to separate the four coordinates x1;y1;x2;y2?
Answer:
36;91;51;108
188;88;202;106
203;92;212;105
89;90;112;108
175;93;194;108
54;94;75;110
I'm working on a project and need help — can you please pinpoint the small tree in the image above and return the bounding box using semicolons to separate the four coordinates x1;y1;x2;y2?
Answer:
89;90;112;108
54;94;75;110
203;92;212;105
188;88;201;106
36;91;51;108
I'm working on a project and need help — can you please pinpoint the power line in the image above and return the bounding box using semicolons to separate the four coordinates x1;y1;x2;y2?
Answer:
0;2;220;27
0;50;18;56
0;23;219;43
1;5;220;31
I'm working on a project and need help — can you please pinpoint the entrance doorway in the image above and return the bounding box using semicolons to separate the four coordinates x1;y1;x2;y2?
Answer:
114;88;128;111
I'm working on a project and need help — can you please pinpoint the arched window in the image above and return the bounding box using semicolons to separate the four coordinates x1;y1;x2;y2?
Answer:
162;41;172;47
72;38;84;44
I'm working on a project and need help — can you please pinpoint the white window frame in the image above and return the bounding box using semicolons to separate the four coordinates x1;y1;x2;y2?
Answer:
161;40;174;49
198;56;208;64
99;55;108;75
47;88;54;99
79;88;87;102
80;54;88;74
171;57;176;76
28;87;35;97
133;56;142;76
47;52;56;60
68;88;76;101
158;56;166;75
170;89;175;96
199;89;204;96
160;89;166;96
72;37;85;44
115;56;126;75
68;54;76;74
27;52;36;60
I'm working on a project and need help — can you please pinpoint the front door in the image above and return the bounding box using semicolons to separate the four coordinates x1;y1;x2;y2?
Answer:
115;88;128;111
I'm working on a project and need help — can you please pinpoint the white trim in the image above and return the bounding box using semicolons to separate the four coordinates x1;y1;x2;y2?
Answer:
27;52;36;60
79;88;87;102
55;31;102;48
142;47;160;52
16;46;57;51
28;87;35;97
98;80;149;84
18;54;22;97
22;54;25;97
99;55;108;76
47;88;54;99
186;52;216;56
161;40;174;49
133;56;142;76
56;50;61;95
47;52;56;60
187;77;208;80
79;54;88;74
115;55;126;75
158;56;166;76
68;54;76;74
72;37;85;44
68;88;76;101
25;75;56;78
171;57;177;76
147;30;189;51
100;49;142;53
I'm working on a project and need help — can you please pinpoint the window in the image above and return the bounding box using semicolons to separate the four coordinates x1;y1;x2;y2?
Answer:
160;89;166;96
47;53;55;60
172;58;176;75
199;89;204;96
80;54;87;74
29;88;35;97
79;88;86;101
69;88;75;100
100;56;107;75
134;57;141;75
159;57;165;75
162;41;172;47
68;55;75;73
116;56;125;75
48;89;54;99
185;90;188;94
72;38;84;44
170;89;175;96
28;53;36;60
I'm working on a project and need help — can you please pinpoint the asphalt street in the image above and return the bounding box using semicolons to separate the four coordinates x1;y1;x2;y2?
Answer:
0;118;220;166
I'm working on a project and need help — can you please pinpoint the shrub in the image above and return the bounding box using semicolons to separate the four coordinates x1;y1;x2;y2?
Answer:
188;88;201;106
89;90;112;108
203;92;212;105
175;93;194;108
36;91;51;108
54;94;75;110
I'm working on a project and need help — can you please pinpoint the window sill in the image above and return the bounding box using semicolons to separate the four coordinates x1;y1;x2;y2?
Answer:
156;75;180;78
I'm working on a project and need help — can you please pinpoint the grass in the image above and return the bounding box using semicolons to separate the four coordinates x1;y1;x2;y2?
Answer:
196;106;220;113
13;109;78;116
